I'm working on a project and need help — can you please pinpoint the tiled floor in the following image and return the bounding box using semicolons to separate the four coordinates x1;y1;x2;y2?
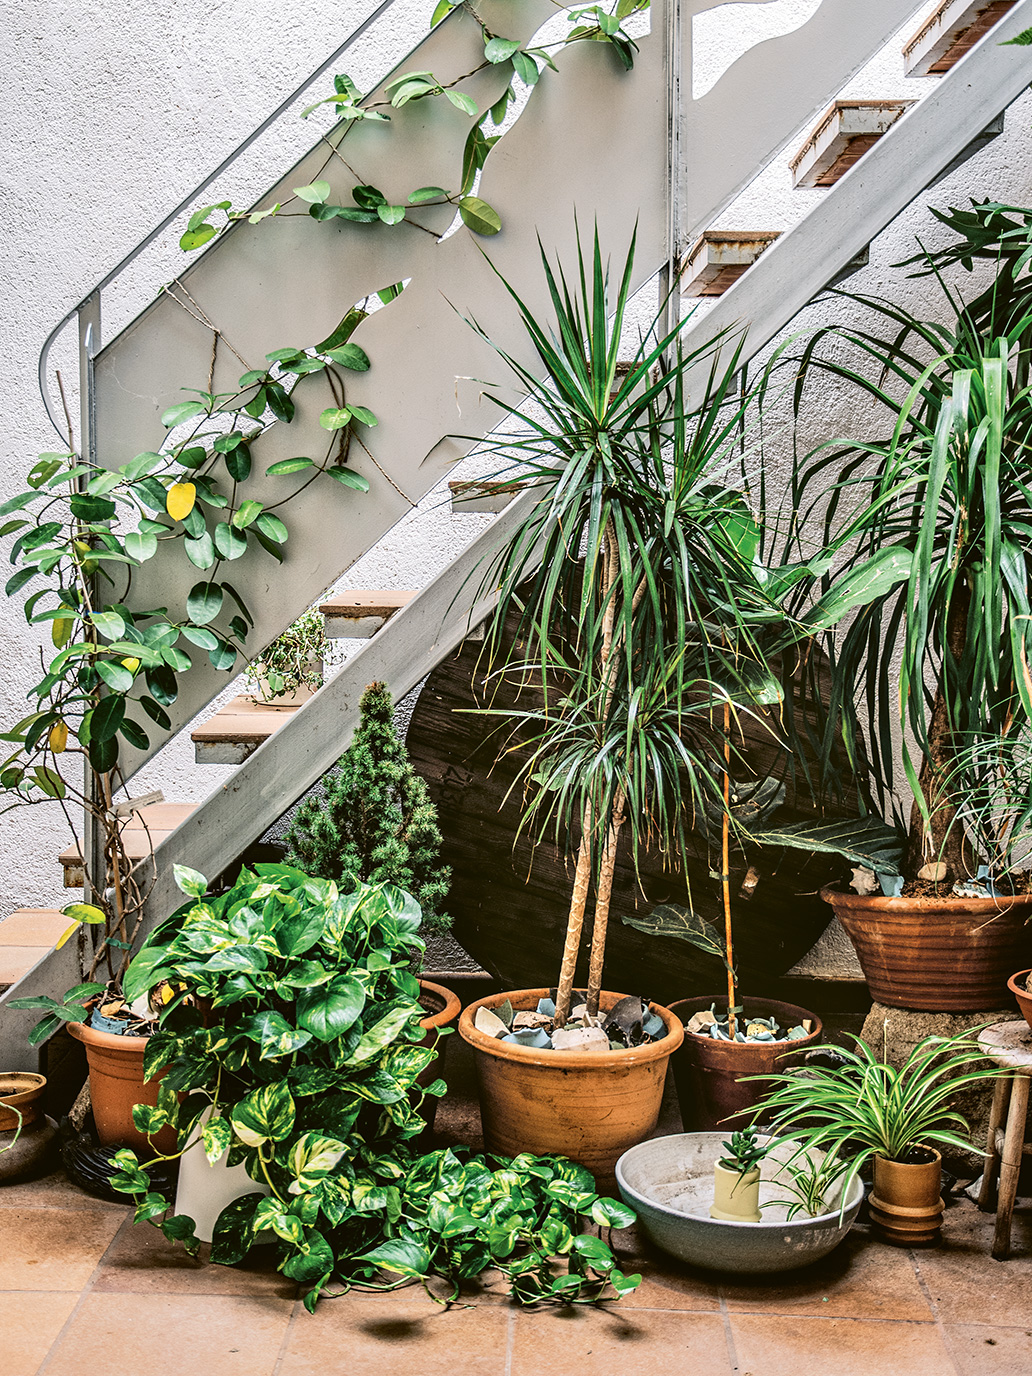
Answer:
3;1040;1031;1374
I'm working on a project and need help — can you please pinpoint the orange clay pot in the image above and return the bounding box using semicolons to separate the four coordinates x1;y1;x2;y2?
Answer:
67;1018;177;1156
869;1150;944;1246
459;988;683;1185
0;1071;47;1132
1008;969;1032;1032
416;978;461;1130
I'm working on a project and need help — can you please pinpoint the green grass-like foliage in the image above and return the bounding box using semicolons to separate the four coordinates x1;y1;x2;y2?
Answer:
750;1028;1006;1212
108;864;637;1308
284;681;451;933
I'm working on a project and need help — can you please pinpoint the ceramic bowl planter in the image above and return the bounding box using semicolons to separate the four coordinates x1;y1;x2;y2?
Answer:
668;996;822;1132
616;1133;863;1274
67;1019;176;1156
1008;969;1032;1031
868;1149;944;1246
458;988;683;1183
0;1072;58;1183
822;886;1032;1011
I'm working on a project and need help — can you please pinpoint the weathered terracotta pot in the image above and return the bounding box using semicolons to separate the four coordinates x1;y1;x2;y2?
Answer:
416;978;461;1130
869;1150;944;1246
1008;969;1032;1032
0;1071;47;1132
823;886;1032;1011
669;996;822;1132
67;1019;177;1156
458;988;683;1184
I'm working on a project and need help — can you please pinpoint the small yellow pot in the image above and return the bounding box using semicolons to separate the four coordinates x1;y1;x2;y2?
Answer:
711;1161;761;1222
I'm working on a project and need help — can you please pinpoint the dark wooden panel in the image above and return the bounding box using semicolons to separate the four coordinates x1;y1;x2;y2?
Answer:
407;621;860;1008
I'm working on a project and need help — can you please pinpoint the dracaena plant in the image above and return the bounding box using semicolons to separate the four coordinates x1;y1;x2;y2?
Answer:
0;306;376;1002
767;199;1032;884
106;865;640;1309
468;229;786;1027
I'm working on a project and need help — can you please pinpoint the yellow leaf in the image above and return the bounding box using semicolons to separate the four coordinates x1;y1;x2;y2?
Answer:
49;722;68;754
166;482;197;521
52;618;73;649
121;657;140;673
55;921;80;950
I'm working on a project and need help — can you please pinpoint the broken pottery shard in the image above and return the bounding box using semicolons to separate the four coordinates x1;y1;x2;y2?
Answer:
953;879;990;898
550;1026;611;1054
474;1006;511;1039
513;1011;552;1030
849;865;880;896
642;1009;665;1038
502;1028;552;1049
687;1010;717;1036
746;1022;771;1039
570;1003;588;1022
602;995;646;1042
801;1019;813;1034
537;997;557;1017
786;1026;809;1040
917;861;948;882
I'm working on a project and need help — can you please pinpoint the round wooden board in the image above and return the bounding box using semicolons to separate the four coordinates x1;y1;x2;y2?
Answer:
406;626;861;1007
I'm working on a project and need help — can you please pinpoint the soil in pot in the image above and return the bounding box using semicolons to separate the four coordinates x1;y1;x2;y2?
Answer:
869;1147;944;1246
668;996;822;1132
458;988;683;1185
823;885;1032;1011
1008;969;1032;1031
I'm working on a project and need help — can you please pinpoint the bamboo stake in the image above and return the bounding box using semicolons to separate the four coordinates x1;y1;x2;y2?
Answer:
722;701;737;1039
585;787;626;1018
554;799;592;1027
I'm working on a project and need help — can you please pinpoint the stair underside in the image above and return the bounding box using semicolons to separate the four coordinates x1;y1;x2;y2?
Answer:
320;590;416;640
790;99;915;188
904;0;1017;76
681;231;782;297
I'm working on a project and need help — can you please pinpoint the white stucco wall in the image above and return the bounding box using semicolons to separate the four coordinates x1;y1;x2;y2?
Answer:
2;0;1031;981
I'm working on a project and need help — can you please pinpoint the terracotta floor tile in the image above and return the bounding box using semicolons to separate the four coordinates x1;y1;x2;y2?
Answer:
43;1292;294;1376
720;1225;934;1321
728;1314;958;1376
0;1291;79;1376
0;1171;127;1212
92;1219;297;1297
945;1323;1032;1375
510;1306;733;1373
0;1206;123;1289
914;1202;1032;1326
278;1297;509;1375
609;1224;721;1311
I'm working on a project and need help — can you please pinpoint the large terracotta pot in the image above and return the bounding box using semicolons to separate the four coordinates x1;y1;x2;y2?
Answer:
869;1150;944;1246
668;996;823;1132
67;1019;177;1156
459;988;683;1184
823;886;1032;1011
1008;969;1032;1032
416;978;461;1130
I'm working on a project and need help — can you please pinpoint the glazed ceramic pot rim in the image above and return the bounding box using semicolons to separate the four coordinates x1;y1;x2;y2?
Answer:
616;1132;864;1229
458;987;684;1068
821;883;1032;915
418;977;461;1032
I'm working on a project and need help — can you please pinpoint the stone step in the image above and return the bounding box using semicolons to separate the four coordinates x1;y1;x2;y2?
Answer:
790;99;915;188
59;802;198;886
904;0;1017;77
681;231;781;297
0;908;67;991
319;589;416;639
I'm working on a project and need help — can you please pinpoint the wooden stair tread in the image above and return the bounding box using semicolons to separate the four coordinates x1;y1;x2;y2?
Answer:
319;590;416;620
59;802;198;873
904;0;1016;76
790;99;915;188
190;695;300;745
681;231;781;297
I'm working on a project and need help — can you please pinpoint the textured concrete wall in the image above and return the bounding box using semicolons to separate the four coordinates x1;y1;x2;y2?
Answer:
2;3;1031;995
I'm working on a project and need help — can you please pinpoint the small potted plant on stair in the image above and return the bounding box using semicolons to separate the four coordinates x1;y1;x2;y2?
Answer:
243;606;326;708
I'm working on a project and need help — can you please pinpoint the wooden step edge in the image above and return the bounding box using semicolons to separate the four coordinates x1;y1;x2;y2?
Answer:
319;589;417;640
58;803;199;884
790;99;916;188
903;0;1016;77
448;479;528;513
681;230;782;298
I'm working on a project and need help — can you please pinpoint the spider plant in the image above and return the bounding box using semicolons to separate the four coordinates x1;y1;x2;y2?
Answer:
764;1148;848;1220
750;1027;1005;1210
469;228;786;1026
769;199;1032;882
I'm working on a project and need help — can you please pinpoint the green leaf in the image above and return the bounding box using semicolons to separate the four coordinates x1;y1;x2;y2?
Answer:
184;532;215;569
749;816;905;876
231;1081;296;1147
124;529;158;562
445;89;478;117
325;467;370;492
90;693;125;743
266;457;315;476
95;660;134;693
458;196;501;236
512;51;540;86
293;180;331;204
360;1235;431;1278
211;1193;265;1265
174;865;208;897
376;204;406;226
484;37;520;63
180;224;217;251
323;344;370;371
320;408;351;431
161;401;206;429
62;903;107;926
590;1198;636;1229
187;582;224;625
255;513;288;543
90;610;126;640
297;975;366;1041
213;523;247;560
232;500;263;529
407;186;447;204
622;904;728;964
805;545;912;632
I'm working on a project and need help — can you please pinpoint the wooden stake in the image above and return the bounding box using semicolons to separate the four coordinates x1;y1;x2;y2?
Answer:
723;701;737;1039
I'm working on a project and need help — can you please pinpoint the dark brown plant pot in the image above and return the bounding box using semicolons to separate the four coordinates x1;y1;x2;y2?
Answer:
67;1019;177;1156
416;978;461;1131
823;886;1032;1011
1008;969;1032;1032
869;1150;944;1246
459;988;683;1187
0;1071;47;1133
668;996;823;1133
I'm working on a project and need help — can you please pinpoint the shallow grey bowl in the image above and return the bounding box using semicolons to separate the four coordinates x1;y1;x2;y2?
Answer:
616;1132;863;1274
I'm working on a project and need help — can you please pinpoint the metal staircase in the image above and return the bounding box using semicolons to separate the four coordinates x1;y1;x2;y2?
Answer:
5;0;1032;1064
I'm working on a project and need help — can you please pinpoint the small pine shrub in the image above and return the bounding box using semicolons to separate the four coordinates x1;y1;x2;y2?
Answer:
284;680;452;932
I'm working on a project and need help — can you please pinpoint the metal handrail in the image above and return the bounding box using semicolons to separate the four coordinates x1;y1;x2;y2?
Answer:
36;0;405;440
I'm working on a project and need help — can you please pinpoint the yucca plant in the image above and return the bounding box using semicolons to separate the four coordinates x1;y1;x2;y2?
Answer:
770;200;1032;882
470;229;785;1026
751;1028;1005;1209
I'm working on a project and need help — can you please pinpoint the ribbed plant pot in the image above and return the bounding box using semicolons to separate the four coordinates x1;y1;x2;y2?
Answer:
869;1150;944;1246
823;886;1032;1011
416;978;461;1130
1008;969;1032;1032
458;988;683;1184
67;1019;176;1156
668;996;822;1132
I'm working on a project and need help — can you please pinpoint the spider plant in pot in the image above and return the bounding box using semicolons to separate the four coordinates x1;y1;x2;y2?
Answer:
751;1025;1007;1244
456;228;796;1179
759;200;1032;1011
243;606;326;708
